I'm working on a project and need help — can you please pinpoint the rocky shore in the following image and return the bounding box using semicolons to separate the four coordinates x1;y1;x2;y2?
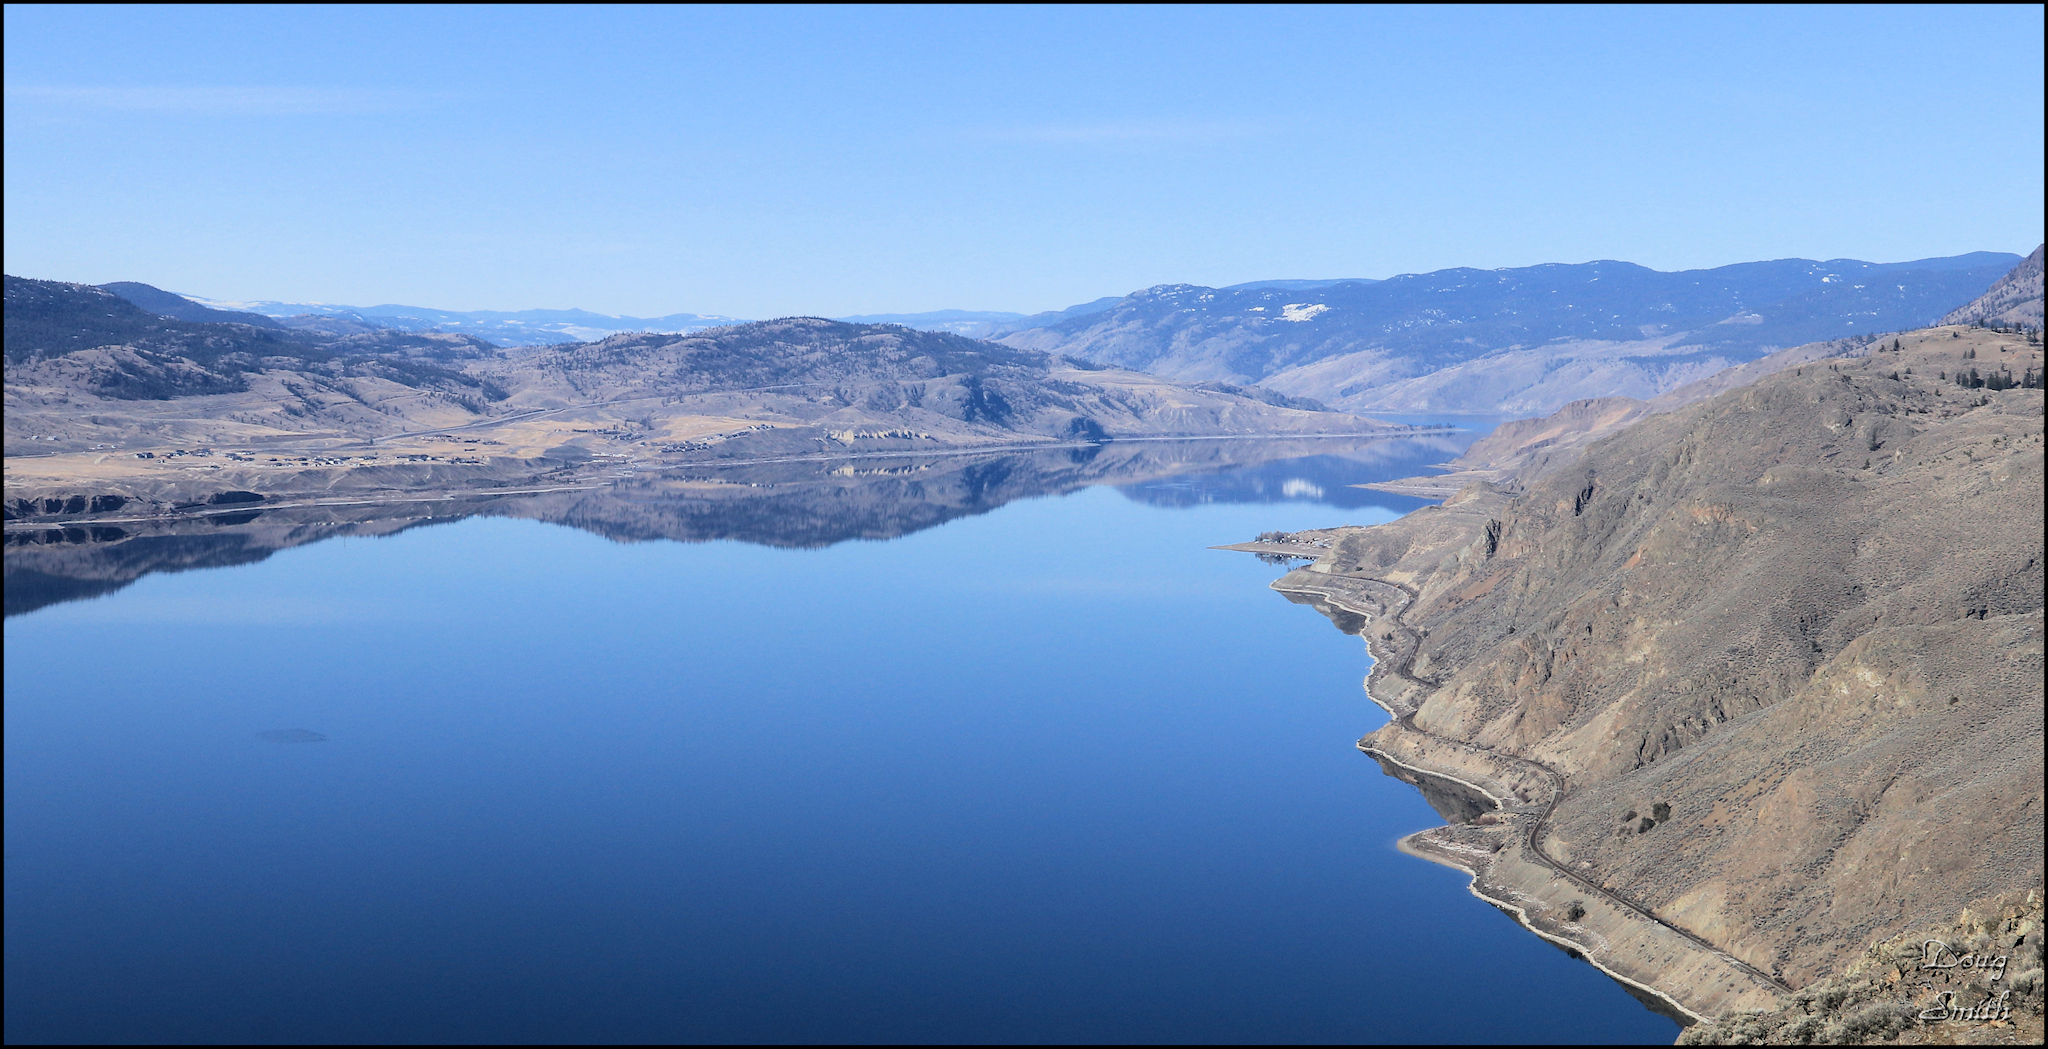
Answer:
1229;323;2045;1042
1228;543;1789;1024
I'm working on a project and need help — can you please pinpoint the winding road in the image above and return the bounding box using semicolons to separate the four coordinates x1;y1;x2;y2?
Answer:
1274;571;1796;997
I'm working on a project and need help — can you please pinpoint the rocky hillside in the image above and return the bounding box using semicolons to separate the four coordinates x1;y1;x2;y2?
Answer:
6;276;325;398
1679;886;2041;1044
1941;245;2045;330
998;254;2020;414
484;317;1351;448
1361;333;1904;498
5;276;503;403
1263;323;2043;1021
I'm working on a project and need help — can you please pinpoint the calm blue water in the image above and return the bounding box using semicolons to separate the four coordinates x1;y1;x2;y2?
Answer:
5;449;1679;1044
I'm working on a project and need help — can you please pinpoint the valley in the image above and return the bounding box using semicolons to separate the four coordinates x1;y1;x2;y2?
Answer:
5;282;1412;524
7;249;2043;1044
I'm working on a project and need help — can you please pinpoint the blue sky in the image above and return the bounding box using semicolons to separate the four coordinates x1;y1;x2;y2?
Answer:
4;5;2041;318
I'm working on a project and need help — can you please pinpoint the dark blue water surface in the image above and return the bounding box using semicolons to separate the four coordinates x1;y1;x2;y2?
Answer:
5;440;1678;1044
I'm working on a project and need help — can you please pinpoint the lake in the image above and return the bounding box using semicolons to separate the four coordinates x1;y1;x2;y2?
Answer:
4;428;1680;1044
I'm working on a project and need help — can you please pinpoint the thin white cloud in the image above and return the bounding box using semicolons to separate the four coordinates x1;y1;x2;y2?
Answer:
979;120;1271;144
5;85;446;115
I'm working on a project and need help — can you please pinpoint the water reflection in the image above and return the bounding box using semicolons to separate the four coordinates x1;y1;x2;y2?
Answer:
1279;589;1372;636
1367;754;1500;825
1116;432;1472;510
5;430;1495;619
4;416;1681;1044
1279;585;1500;827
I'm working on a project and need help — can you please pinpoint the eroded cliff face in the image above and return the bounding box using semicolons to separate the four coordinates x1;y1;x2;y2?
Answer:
1295;325;2043;999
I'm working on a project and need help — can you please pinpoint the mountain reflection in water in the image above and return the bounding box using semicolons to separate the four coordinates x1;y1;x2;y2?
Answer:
5;433;1470;619
5;416;1682;1044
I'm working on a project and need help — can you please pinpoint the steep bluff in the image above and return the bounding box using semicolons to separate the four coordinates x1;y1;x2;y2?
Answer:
1940;245;2044;330
1273;324;2044;1022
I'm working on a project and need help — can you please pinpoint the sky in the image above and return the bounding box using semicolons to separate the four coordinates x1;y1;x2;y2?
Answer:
4;5;2042;318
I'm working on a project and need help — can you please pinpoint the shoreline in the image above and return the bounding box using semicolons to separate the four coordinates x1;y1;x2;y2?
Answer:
1391;799;1709;1028
1254;553;1789;1026
6;429;1451;530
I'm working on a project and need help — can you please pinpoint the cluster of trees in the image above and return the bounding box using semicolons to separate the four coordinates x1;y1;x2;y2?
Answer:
1970;320;2042;339
1621;800;1674;835
1952;366;2039;390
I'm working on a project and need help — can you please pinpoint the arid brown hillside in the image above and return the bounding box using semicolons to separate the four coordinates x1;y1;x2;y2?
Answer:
1271;324;2043;1020
1941;245;2044;329
7;287;1402;523
1680;886;2042;1045
1359;334;1896;498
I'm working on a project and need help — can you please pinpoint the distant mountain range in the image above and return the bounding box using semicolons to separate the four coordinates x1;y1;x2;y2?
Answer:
1220;277;1379;292
6;278;1402;525
7;276;502;402
173;293;744;347
995;252;2024;413
833;286;1371;336
86;249;2031;414
97;282;288;328
833;299;1124;338
835;287;1372;337
113;285;1133;345
831;309;1032;336
124;289;1110;345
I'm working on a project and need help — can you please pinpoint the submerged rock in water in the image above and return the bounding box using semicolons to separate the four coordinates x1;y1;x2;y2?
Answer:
258;729;327;743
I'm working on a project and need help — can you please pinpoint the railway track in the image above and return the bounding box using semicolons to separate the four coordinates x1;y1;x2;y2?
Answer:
1277;572;1796;996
